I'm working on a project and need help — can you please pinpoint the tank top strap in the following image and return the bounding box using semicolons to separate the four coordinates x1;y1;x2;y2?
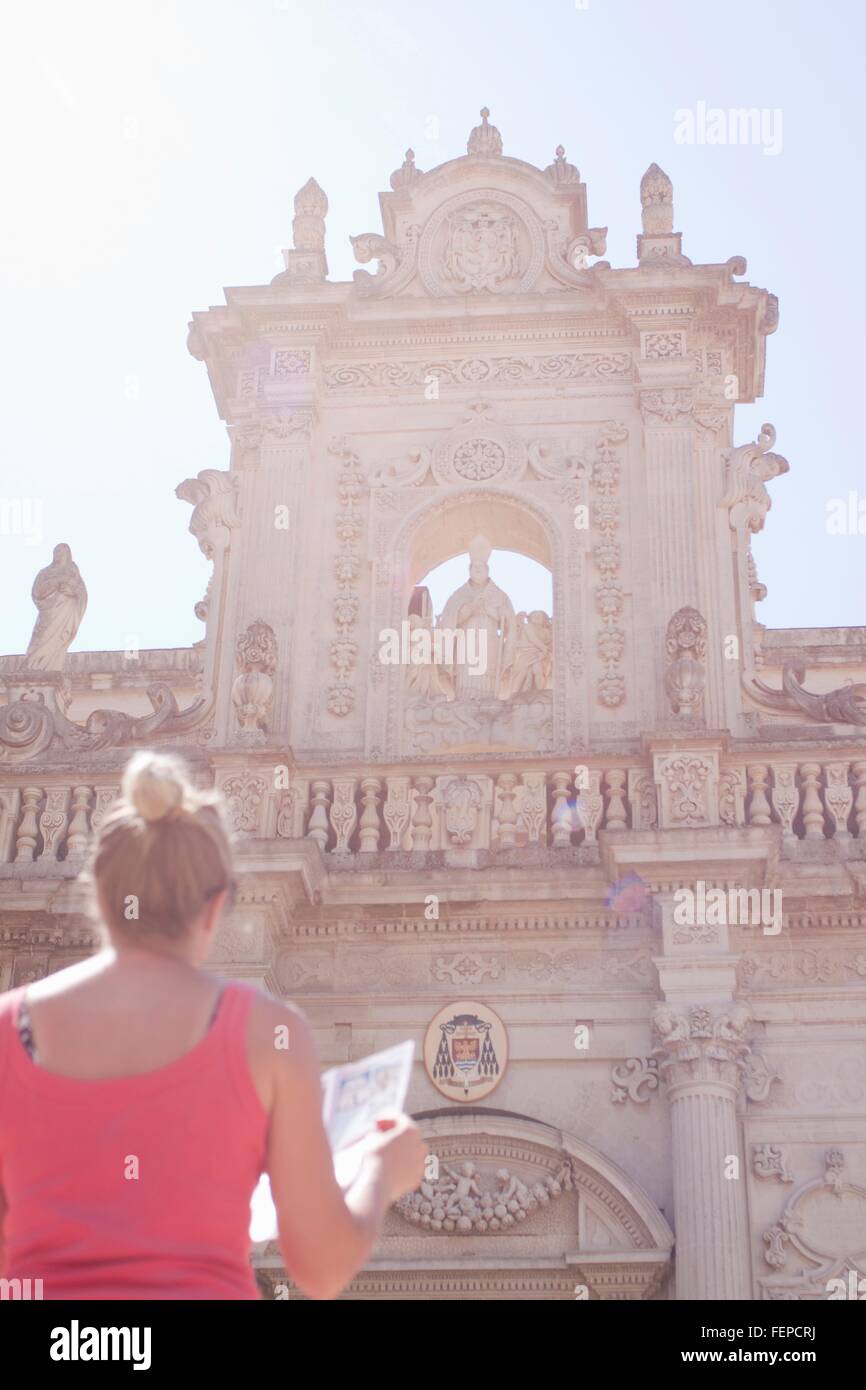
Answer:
214;981;267;1126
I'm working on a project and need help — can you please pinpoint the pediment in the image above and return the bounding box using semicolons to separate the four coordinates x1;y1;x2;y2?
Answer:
350;123;608;300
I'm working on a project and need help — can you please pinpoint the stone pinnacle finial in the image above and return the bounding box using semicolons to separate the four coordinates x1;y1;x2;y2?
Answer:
390;148;422;190
293;177;328;249
467;106;503;157
545;144;580;186
272;177;329;284
640;163;674;235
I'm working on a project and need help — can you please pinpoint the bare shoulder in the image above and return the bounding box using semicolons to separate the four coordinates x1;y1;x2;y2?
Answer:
244;987;317;1066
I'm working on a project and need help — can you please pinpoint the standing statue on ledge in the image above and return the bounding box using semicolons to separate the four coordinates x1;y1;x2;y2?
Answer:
507;610;553;696
24;543;88;671
437;535;516;700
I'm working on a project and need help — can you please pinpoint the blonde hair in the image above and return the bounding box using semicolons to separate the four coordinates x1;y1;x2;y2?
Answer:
90;750;234;940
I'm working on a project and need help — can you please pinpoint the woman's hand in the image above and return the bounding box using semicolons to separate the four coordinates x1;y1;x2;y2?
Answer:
355;1112;427;1201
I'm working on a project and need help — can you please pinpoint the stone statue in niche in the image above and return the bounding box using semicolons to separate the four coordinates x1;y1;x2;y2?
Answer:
508;611;553;696
437;535;517;700
401;537;554;755
24;544;88;671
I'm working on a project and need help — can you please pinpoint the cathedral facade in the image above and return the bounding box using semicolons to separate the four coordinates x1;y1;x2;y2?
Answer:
2;110;866;1300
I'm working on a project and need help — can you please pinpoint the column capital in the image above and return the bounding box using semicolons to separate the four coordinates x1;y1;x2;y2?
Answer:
652;1000;752;1097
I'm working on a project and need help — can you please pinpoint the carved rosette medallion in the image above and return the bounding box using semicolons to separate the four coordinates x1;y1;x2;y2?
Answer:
424;999;508;1103
452;437;506;480
431;404;527;486
417;191;544;297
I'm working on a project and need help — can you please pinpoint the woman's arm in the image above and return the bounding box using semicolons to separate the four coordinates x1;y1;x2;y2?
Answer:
260;1000;424;1301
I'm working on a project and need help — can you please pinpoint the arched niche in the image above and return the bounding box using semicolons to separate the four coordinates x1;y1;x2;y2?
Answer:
403;494;552;608
368;485;576;758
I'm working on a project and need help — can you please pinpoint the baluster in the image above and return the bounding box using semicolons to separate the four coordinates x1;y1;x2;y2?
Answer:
15;787;42;862
746;765;772;826
799;762;825;839
329;779;357;853
411;776;434;851
383;776;411;850
66;786;93;857
306;780;331;852
358;777;382;852
853;761;866;839
496;773;518;849
770;764;799;843
551;771;573;848
824;762;853;839
604;769;627;831
39;787;70;860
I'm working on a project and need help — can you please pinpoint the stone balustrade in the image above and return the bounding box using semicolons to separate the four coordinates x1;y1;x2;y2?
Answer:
1;757;865;864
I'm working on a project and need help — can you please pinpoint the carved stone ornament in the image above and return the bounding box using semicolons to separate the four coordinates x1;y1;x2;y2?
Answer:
417;191;544;298
423;999;508;1103
743;663;866;727
431;401;527;486
350;233;403;295
231;620;277;735
466;106;503;157
442;775;484;845
396;1156;575;1234
652;1002;753;1091
720;423;789;534
640;163;673;235
611;1056;659;1105
752;1144;794;1183
326;437;366;717
664;606;708;717
272;176;328;285
0;680;210;762
175;468;242;559
654;750;718;827
389;147;422;190
760;1150;866;1298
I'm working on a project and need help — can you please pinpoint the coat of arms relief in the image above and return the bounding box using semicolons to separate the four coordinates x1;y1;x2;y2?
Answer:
441;202;521;292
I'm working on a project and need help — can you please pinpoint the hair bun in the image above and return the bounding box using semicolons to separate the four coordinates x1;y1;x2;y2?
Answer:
123;750;187;824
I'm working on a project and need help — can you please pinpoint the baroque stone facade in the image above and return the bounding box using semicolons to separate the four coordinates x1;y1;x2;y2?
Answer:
3;109;866;1300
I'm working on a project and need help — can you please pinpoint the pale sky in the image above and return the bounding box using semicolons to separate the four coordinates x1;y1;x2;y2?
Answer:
1;0;864;658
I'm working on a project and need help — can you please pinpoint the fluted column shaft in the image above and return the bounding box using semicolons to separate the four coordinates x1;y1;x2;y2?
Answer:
668;1079;751;1299
654;1004;753;1300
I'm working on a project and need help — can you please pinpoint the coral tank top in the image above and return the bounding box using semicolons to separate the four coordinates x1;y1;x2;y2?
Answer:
0;981;269;1300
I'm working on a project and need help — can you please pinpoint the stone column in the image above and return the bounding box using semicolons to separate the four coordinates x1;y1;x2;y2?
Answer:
653;999;753;1300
